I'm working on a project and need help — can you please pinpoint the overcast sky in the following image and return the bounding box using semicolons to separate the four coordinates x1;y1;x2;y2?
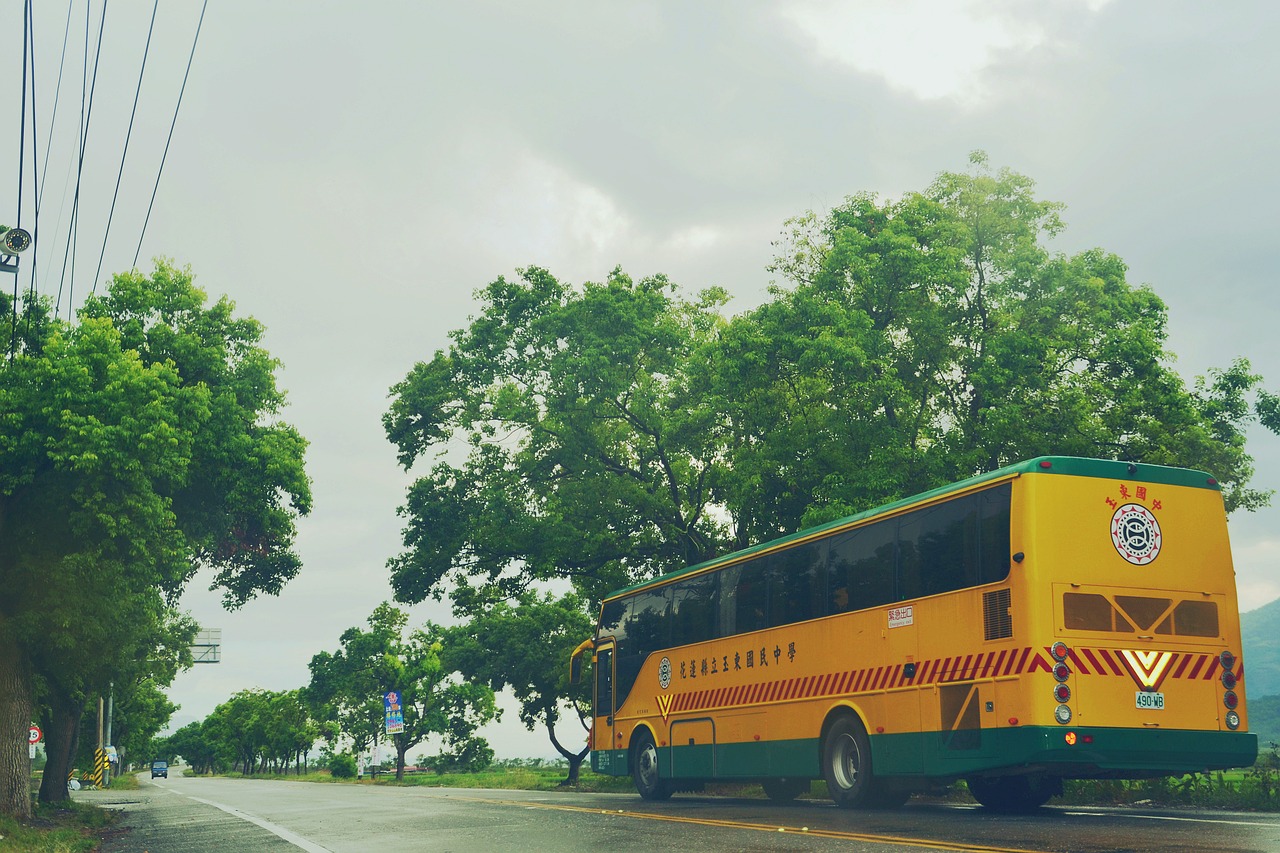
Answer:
5;0;1279;760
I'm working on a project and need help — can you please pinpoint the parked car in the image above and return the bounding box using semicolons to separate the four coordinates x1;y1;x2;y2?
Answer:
151;760;168;778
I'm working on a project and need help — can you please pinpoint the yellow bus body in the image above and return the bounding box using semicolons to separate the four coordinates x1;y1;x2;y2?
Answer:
573;458;1257;808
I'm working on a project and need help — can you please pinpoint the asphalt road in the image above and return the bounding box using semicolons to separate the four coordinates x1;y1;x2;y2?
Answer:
75;771;1280;853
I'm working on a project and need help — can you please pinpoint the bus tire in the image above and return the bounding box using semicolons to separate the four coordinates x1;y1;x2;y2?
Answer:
761;777;809;802
632;730;673;801
966;775;1057;813
822;715;874;808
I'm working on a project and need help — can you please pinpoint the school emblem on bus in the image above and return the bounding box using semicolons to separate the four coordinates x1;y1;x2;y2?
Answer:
1110;503;1162;564
659;656;672;689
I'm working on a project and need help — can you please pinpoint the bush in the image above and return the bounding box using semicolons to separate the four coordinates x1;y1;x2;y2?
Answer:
328;753;357;779
432;737;494;774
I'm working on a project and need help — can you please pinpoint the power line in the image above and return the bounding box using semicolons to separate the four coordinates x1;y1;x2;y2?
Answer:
134;0;208;269
58;0;108;318
11;0;30;357
92;0;158;294
27;0;41;306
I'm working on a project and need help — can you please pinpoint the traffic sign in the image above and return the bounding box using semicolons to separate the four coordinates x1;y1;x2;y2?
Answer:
28;725;42;744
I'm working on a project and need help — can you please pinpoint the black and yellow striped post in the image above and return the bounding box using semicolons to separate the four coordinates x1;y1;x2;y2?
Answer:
93;748;107;788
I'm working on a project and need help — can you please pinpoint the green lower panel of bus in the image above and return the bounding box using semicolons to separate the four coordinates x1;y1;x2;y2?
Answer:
593;727;1258;782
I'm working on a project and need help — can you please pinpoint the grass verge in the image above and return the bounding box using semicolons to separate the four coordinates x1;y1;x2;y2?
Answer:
0;800;118;853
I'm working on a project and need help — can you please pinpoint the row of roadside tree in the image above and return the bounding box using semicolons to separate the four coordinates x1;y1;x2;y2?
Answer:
156;598;594;784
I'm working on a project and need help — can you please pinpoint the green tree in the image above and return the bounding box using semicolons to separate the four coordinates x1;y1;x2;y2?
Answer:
383;156;1278;687
0;263;310;819
756;151;1278;524
306;603;497;781
384;267;734;606
442;590;594;784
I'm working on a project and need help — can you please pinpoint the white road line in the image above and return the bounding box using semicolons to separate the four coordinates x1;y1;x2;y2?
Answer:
1064;811;1280;828
181;793;334;853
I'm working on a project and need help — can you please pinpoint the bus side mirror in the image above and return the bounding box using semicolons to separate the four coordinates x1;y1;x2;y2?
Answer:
568;638;593;685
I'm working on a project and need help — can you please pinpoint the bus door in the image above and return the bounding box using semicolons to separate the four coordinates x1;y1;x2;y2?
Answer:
592;641;620;775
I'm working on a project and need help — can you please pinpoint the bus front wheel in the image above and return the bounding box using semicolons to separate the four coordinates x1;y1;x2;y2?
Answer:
822;715;874;808
966;775;1058;812
632;731;673;801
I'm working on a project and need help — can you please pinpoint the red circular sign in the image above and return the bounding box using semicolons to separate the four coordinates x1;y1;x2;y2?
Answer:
29;725;42;744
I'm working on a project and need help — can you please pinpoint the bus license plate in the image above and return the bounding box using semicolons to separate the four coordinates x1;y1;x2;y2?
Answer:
1136;691;1165;710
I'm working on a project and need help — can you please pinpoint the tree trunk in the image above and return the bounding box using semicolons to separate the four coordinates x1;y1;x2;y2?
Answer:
545;711;589;786
395;740;407;781
38;694;84;803
0;628;35;820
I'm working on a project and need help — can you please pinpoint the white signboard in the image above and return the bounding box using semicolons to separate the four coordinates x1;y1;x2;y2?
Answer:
888;605;914;629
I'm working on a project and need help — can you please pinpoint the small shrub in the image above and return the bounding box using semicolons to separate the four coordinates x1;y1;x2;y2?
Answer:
328;753;357;779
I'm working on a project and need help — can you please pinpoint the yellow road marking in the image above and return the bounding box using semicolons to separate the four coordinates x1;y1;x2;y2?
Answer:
455;795;1053;853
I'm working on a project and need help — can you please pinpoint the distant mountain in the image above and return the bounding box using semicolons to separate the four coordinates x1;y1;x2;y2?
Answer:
1242;598;1280;701
1249;696;1280;752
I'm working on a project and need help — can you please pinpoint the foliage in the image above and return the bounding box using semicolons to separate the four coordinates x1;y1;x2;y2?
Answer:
384;267;734;604
305;603;497;781
385;154;1278;617
198;689;317;775
0;263;310;819
428;736;494;774
328;752;357;779
442;590;592;782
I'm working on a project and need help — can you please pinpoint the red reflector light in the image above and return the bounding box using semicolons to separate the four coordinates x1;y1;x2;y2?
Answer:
1054;683;1071;702
1224;691;1239;709
1039;461;1053;468
1083;735;1094;744
1053;662;1071;682
1207;477;1218;486
1008;717;1019;726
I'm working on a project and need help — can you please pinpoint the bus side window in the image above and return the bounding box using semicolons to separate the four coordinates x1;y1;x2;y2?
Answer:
827;519;895;613
769;541;824;627
734;555;770;634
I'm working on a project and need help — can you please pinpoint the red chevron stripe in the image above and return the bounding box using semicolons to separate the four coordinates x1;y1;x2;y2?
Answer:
1187;655;1206;679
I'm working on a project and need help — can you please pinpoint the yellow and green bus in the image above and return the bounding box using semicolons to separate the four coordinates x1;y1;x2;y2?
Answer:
569;457;1257;811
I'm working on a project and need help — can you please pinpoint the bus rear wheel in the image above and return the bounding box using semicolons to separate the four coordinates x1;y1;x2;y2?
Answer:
966;775;1058;813
823;715;876;808
762;777;809;802
632;731;673;801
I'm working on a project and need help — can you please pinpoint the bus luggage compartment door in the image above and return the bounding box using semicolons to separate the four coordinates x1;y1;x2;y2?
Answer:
938;681;996;760
670;718;716;778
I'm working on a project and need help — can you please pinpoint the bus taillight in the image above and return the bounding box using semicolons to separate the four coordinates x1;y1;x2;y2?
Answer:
1050;641;1069;662
1224;691;1239;710
1054;683;1071;703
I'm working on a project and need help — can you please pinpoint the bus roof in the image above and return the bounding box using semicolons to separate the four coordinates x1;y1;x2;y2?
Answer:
601;456;1219;602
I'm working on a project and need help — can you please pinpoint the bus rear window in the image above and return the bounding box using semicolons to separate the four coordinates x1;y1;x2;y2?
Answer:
1063;593;1219;637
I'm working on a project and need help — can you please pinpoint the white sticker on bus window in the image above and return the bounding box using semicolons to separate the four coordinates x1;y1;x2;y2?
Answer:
888;606;914;629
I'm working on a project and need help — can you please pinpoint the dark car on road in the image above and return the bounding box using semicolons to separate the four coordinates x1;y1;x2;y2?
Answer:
151;760;168;778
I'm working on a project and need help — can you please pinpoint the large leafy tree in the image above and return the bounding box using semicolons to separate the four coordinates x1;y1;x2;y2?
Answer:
755;151;1278;525
0;263;311;819
306;603;496;781
384;154;1278;636
385;267;734;606
442;590;593;784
